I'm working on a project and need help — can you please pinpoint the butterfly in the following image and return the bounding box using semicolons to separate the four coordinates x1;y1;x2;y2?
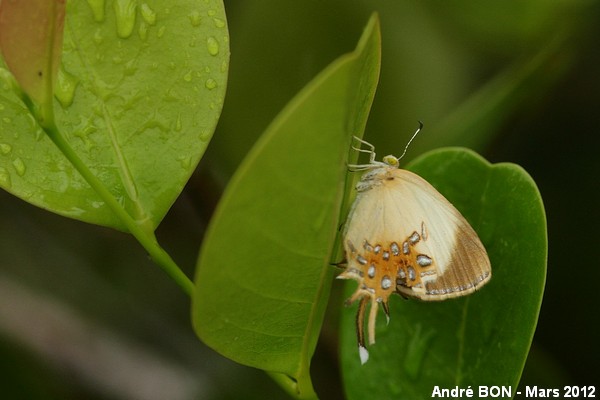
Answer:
337;123;491;364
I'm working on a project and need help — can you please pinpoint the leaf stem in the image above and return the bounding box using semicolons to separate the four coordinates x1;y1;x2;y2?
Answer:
41;117;194;297
267;372;318;400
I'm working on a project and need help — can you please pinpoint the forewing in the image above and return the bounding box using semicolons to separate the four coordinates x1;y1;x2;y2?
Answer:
389;169;491;300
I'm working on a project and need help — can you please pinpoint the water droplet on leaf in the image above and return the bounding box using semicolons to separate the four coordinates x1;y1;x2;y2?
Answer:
205;78;217;90
86;0;106;22
138;22;148;41
0;143;12;155
206;37;219;56
55;67;79;107
212;18;225;28
12;157;26;176
140;3;157;25
188;11;202;26
199;129;211;141
177;155;192;169
123;59;138;76
113;0;137;39
0;167;11;188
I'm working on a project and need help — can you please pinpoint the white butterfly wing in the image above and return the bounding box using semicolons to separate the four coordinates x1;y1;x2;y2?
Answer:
344;167;491;301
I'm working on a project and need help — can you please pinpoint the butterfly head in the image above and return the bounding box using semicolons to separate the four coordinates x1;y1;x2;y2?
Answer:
382;155;400;167
349;122;422;172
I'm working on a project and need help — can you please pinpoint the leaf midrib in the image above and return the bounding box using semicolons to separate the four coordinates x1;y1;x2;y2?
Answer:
66;15;146;223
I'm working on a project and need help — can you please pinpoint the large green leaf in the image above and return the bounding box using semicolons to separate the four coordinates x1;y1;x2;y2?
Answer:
340;148;547;399
192;14;381;399
0;0;228;230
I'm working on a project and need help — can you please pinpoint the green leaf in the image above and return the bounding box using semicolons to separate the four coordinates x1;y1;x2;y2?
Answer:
425;34;573;153
340;148;547;399
192;14;381;399
0;0;228;230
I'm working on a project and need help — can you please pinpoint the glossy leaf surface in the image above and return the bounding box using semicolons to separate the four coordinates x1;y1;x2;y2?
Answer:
0;1;228;230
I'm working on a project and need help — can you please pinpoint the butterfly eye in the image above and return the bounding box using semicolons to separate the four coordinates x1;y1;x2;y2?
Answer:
382;155;399;166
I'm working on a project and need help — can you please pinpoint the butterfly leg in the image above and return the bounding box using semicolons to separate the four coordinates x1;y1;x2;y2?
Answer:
356;296;369;364
350;136;378;164
382;300;391;325
330;259;347;269
367;297;379;346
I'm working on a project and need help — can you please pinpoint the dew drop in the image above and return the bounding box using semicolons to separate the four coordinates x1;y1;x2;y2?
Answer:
206;37;219;56
205;78;217;90
12;157;26;177
177;155;192;169
157;25;166;38
138;22;148;41
2;117;11;124
0;167;11;188
183;71;193;82
207;9;216;17
86;0;106;22
188;11;201;26
25;113;37;130
124;59;138;76
212;17;225;28
140;3;157;25
0;143;12;155
55;67;79;108
199;129;211;141
34;128;44;141
113;0;137;39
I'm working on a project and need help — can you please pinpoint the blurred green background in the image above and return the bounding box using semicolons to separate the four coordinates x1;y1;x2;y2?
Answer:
1;1;598;398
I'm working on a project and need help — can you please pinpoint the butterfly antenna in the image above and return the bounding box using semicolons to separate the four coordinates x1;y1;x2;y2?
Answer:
398;121;423;161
